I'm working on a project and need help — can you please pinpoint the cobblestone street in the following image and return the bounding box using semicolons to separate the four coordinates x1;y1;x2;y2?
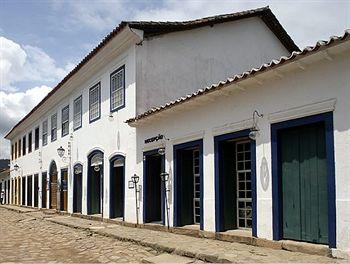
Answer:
0;207;158;263
0;206;347;263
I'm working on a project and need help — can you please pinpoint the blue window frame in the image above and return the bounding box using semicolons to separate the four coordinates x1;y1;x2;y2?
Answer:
110;65;125;112
51;113;57;142
61;105;69;137
89;83;101;123
214;129;257;236
73;95;82;130
173;139;204;230
42;119;48;146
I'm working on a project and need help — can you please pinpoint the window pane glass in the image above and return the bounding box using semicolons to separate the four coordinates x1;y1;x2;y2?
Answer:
51;113;57;141
89;84;100;121
61;106;69;136
73;96;82;129
110;67;124;111
42;120;48;146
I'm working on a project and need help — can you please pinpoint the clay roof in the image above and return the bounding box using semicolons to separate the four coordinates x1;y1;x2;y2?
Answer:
5;6;298;139
126;29;350;124
127;6;298;53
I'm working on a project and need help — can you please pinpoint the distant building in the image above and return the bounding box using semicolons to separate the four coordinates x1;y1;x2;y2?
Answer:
0;159;10;204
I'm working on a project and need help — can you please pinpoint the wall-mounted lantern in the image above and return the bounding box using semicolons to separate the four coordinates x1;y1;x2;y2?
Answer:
13;164;19;171
57;146;65;158
160;172;170;229
249;110;264;140
129;174;141;225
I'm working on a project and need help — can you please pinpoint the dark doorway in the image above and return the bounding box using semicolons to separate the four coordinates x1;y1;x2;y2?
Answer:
215;130;256;234
73;164;83;213
42;172;47;208
87;151;104;215
60;169;68;211
143;150;164;224
109;156;125;219
27;175;32;206
49;161;58;209
22;177;26;205
34;174;39;207
18;178;21;205
174;140;203;229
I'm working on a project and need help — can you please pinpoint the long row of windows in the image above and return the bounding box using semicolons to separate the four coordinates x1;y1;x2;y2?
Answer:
11;66;125;161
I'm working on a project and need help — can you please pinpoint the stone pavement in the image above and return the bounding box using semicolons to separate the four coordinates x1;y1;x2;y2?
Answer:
46;213;344;263
0;205;346;263
0;207;158;263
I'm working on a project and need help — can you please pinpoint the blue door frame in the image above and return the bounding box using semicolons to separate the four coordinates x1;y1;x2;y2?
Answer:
271;112;336;248
173;139;204;230
109;155;125;221
87;150;104;215
143;149;165;225
214;129;257;236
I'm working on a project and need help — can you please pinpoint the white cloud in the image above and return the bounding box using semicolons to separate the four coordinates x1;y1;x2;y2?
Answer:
0;36;70;92
63;1;126;31
0;85;52;158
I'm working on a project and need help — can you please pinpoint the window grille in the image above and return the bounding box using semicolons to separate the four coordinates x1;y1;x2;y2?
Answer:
110;67;125;111
61;106;69;137
73;96;82;130
89;83;100;122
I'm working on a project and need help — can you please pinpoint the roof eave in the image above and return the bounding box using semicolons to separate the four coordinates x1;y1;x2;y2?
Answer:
126;29;349;125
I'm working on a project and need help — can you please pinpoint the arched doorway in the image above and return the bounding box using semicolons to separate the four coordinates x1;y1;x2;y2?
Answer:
73;163;83;213
87;151;104;215
49;161;58;209
109;155;125;219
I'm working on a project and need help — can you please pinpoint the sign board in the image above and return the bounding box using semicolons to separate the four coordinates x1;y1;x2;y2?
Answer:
145;134;164;144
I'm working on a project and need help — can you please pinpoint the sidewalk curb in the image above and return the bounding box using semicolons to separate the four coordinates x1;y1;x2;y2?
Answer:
47;217;222;262
0;205;39;214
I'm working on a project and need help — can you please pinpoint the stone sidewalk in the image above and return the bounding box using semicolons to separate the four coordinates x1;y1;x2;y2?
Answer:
0;206;159;263
46;214;343;263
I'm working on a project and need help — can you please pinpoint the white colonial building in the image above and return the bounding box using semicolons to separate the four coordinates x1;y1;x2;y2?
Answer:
4;6;350;257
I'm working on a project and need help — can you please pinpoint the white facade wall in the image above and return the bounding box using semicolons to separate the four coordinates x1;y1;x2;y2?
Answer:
133;47;350;251
136;17;290;113
9;45;139;222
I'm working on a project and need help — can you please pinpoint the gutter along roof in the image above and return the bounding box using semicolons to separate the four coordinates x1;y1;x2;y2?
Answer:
126;29;350;124
5;6;298;139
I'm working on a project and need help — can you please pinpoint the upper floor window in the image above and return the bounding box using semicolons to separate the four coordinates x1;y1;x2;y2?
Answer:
14;142;17;159
11;144;14;160
51;113;57;142
34;126;39;150
22;136;26;156
89;83;100;122
110;66;125;112
61;105;69;137
18;139;21;157
73;96;82;130
28;131;32;153
42;120;48;146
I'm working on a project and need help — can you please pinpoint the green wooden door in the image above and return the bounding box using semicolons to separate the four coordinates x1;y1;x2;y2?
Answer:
280;122;328;244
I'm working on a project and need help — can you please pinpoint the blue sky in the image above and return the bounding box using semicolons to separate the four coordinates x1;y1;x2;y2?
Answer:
0;0;349;157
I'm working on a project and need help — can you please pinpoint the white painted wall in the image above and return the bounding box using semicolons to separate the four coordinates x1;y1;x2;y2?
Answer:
133;46;350;251
136;17;290;113
9;45;139;222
